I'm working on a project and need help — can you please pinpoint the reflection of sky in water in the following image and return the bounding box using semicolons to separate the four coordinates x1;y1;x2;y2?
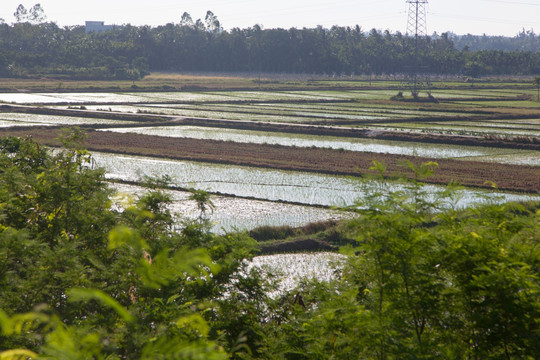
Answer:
465;152;540;166
248;253;345;296
0;120;48;127
111;183;347;234
0;113;137;126
377;124;539;138
96;152;357;207
102;125;491;159
0;92;149;104
94;152;540;208
0;91;345;104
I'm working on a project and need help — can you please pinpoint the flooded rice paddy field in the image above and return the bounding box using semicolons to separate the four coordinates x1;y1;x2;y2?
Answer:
427;89;527;99
101;125;533;163
94;152;540;209
79;102;468;123
0;91;344;104
3;89;535;126
9;85;539;102
0;119;49;127
460;151;540;166
248;252;345;296
480;120;540;129
6;103;537;147
94;152;360;207
374;122;540;138
489;119;540;125
81;104;396;123
428;121;540;133
111;183;347;234
0;113;138;127
0;87;526;105
0;92;148;104
455;100;540;108
1;86;538;234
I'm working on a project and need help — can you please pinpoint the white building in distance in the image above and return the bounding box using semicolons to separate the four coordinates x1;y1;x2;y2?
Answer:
85;21;115;34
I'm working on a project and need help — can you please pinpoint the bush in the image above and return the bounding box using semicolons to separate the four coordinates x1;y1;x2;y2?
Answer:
248;225;295;241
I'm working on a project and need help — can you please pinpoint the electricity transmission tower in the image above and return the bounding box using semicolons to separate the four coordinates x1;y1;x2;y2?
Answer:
406;0;428;96
406;0;428;39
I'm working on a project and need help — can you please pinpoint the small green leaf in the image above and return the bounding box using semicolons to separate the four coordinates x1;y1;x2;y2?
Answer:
177;314;210;337
108;225;147;251
0;349;39;360
68;288;134;323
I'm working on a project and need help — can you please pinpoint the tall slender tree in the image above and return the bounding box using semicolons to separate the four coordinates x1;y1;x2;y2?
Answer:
205;10;221;33
28;3;46;24
13;4;28;22
534;76;540;102
180;12;193;27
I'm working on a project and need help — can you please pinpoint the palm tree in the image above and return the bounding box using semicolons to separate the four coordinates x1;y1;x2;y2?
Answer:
188;188;215;221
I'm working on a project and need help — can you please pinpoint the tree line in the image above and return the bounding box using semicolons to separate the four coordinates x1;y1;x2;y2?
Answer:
0;14;539;80
449;29;539;52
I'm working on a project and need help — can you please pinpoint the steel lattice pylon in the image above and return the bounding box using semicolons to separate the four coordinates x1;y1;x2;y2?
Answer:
406;0;428;96
406;0;428;38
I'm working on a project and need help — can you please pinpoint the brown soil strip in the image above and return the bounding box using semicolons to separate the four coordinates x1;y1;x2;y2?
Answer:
2;105;539;150
2;127;538;193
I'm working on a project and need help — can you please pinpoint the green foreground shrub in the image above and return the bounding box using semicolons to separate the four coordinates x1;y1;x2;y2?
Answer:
0;135;538;359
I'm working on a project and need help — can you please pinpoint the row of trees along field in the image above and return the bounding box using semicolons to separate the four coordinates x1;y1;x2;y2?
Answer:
0;11;539;79
1;133;539;359
450;29;539;52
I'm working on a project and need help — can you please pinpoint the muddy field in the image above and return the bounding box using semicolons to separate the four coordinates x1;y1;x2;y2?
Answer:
2;100;539;151
2;126;538;193
1;77;538;201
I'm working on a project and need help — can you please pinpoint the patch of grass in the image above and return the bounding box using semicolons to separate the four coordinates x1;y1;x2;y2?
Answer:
299;220;338;235
249;225;296;242
249;220;339;242
254;219;353;253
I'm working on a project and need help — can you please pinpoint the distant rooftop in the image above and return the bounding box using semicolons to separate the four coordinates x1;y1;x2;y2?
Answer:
85;21;116;34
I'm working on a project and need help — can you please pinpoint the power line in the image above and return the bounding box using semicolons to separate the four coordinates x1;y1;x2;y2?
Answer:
429;11;538;27
479;0;540;6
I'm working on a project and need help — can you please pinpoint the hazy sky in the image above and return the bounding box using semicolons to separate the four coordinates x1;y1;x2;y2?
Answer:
0;0;537;36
